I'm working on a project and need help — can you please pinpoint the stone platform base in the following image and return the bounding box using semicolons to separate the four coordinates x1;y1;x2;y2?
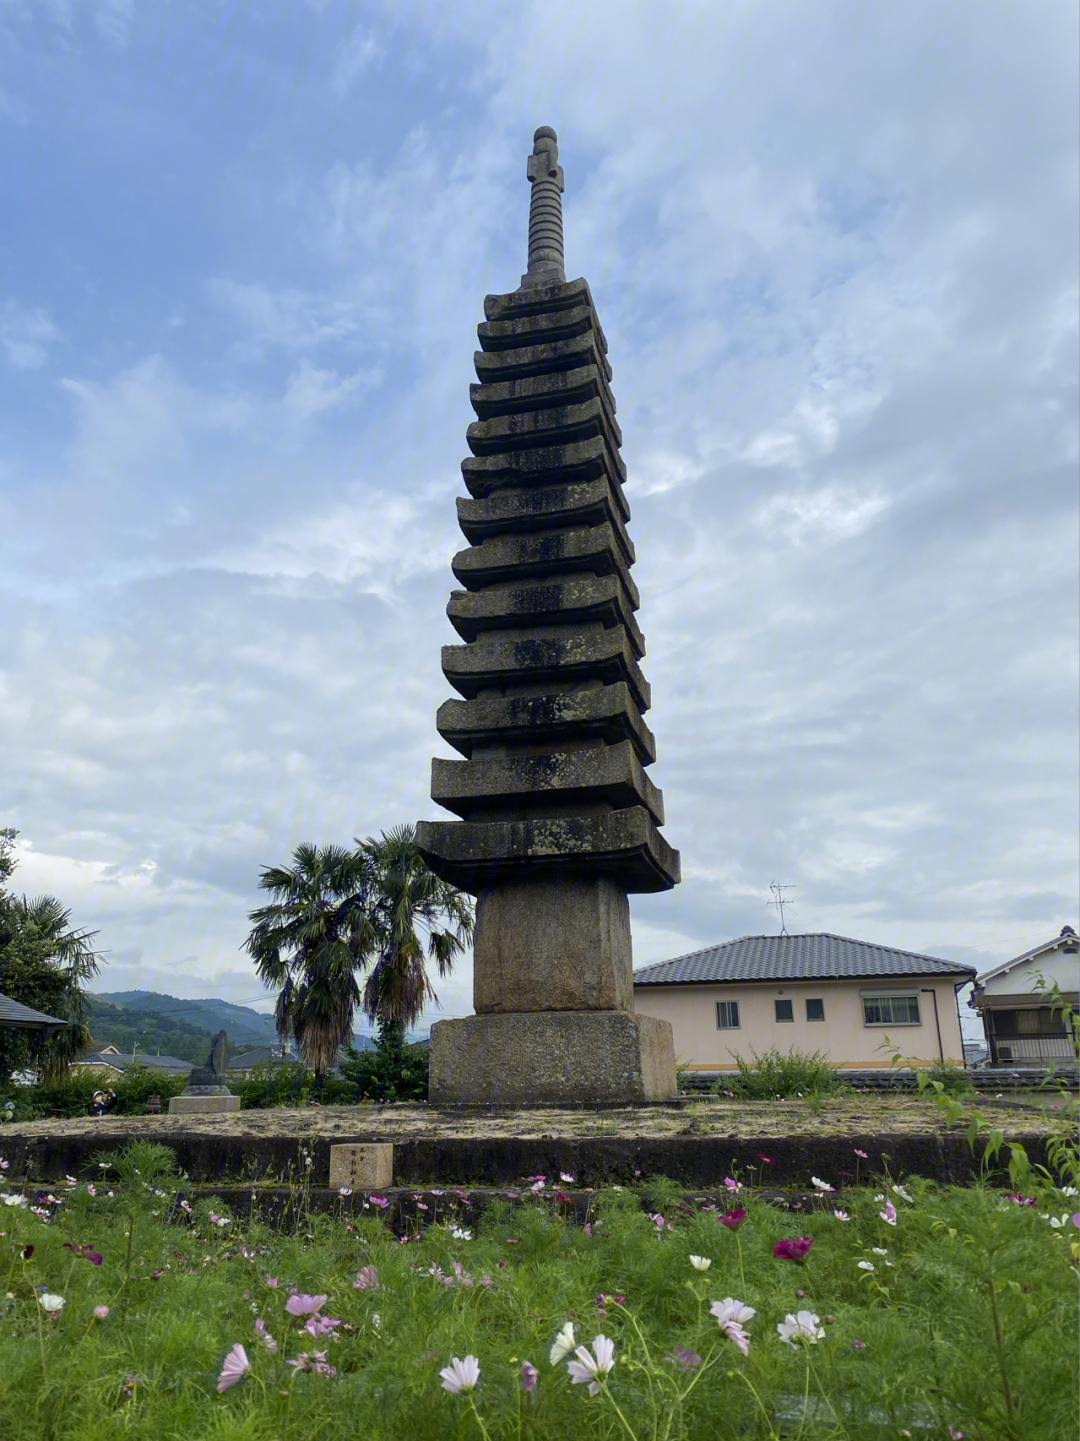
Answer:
429;1010;676;1105
169;1094;241;1115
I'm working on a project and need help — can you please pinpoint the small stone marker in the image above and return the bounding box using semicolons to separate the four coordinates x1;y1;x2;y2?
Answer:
329;1143;393;1191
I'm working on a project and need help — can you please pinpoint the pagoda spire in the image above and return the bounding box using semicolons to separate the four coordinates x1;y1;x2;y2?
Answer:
417;127;679;1106
522;125;565;287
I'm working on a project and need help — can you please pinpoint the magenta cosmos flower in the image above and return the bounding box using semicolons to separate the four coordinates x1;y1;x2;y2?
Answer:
720;1208;747;1229
519;1361;538;1393
773;1237;813;1261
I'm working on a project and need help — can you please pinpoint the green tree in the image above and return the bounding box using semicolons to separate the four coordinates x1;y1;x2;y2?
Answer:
0;829;102;1084
243;824;473;1076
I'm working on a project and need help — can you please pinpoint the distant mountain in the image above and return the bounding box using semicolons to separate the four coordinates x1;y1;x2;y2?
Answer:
92;991;280;1049
85;996;217;1064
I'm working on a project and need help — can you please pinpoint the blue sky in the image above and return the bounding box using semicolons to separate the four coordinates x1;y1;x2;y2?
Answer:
1;0;1077;1027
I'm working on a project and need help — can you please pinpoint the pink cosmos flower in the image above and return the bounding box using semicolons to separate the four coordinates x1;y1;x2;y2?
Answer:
93;1305;109;1320
288;1350;337;1377
710;1297;756;1356
86;1184;96;1197
254;1318;277;1354
560;1172;575;1184
529;1180;545;1193
519;1361;538;1392
216;1344;250;1392
854;1149;869;1159
948;1429;966;1439
303;1314;341;1338
440;1355;480;1394
720;1208;747;1229
0;1159;8;1170
773;1237;813;1261
757;1153;773;1164
723;1177;743;1193
1005;1193;1037;1207
368;1195;390;1209
664;1346;701;1372
879;1200;897;1226
583;1223;592;1237
354;1265;379;1290
263;1275;279;1288
285;1293;328;1317
567;1335;616;1395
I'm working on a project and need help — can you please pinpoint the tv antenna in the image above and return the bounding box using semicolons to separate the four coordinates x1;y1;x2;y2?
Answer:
768;882;795;936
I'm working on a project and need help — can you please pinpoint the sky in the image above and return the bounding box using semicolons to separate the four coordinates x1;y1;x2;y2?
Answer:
1;0;1076;1034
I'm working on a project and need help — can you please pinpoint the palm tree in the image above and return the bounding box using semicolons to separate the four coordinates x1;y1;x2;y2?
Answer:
243;825;473;1075
0;891;102;1083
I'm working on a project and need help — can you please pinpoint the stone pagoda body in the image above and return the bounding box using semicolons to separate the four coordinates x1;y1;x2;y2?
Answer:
416;127;680;1105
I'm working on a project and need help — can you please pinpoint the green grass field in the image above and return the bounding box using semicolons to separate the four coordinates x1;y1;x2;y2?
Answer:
0;1141;1075;1441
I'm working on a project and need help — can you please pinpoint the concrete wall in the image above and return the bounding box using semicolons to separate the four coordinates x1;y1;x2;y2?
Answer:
632;978;965;1070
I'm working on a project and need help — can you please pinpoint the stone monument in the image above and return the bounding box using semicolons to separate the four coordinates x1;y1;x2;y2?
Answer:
168;1029;241;1114
416;126;680;1106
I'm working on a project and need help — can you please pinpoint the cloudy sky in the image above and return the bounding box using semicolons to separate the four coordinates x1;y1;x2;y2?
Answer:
1;0;1076;1030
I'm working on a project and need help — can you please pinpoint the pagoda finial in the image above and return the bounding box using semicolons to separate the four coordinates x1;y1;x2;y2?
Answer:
522;125;565;289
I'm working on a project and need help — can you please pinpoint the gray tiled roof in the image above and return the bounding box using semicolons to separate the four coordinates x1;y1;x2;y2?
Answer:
633;933;977;986
0;992;67;1029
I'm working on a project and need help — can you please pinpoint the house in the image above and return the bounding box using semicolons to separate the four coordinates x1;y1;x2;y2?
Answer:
632;933;976;1074
73;1046;195;1076
969;926;1079;1067
228;1045;298;1073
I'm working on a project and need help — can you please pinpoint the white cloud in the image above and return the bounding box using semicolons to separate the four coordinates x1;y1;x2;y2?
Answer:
1;301;60;369
283;358;381;420
753;484;892;546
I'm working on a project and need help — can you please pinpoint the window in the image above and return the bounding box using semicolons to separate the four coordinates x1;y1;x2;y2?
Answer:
716;1001;740;1030
806;998;825;1022
862;994;920;1026
775;999;794;1022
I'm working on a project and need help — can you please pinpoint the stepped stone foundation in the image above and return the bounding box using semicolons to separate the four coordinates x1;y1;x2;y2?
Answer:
418;127;680;1104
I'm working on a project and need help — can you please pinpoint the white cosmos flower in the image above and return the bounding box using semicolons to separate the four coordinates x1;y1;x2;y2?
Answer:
872;1247;889;1256
2;1195;27;1208
832;1210;850;1221
549;1321;576;1365
567;1335;615;1395
688;1255;712;1272
39;1293;65;1314
710;1298;755;1356
857;1261;875;1272
892;1184;913;1203
439;1355;480;1394
450;1226;472;1240
811;1177;835;1193
776;1311;825;1347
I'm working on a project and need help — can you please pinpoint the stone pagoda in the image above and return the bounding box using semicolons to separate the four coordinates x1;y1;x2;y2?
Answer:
416;126;680;1105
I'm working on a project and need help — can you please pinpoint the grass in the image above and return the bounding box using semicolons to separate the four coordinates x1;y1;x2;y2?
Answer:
0;1142;1075;1440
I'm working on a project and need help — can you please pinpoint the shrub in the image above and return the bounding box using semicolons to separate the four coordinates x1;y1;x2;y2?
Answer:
338;1020;429;1102
4;1065;191;1121
719;1046;845;1100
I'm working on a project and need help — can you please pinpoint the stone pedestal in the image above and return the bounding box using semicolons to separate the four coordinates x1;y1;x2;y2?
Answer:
329;1143;394;1191
473;875;633;1013
169;1087;240;1115
429;1011;676;1106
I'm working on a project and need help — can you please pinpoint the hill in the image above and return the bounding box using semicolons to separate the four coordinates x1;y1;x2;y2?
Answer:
91;991;279;1051
85;997;217;1064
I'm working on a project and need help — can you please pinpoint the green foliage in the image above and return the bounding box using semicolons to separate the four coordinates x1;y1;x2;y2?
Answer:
0;1142;1075;1440
244;825;473;1075
925;1061;975;1095
0;830;102;1084
718;1046;845;1101
234;1061;315;1110
4;1066;192;1121
337;1020;429;1101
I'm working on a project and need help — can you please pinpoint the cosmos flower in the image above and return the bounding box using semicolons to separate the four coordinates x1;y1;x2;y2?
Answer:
285;1293;328;1317
567;1335;616;1395
354;1265;379;1290
450;1226;472;1240
832;1210;850;1221
519;1361;538;1393
38;1293;65;1317
439;1355;480;1394
254;1318;277;1354
560;1172;575;1183
879;1200;897;1227
665;1346;701;1372
688;1254;712;1272
93;1305;109;1320
720;1209;747;1229
776;1311;825;1347
62;1242;102;1265
549;1322;576;1365
710;1298;756;1356
773;1237;813;1261
811;1177;835;1193
854;1149;869;1159
857;1261;875;1272
216;1344;250;1392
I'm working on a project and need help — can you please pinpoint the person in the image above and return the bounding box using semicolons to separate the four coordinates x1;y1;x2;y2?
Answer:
89;1088;115;1116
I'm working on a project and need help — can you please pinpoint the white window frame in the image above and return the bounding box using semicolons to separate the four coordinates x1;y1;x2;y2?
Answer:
716;1000;740;1030
861;992;922;1027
